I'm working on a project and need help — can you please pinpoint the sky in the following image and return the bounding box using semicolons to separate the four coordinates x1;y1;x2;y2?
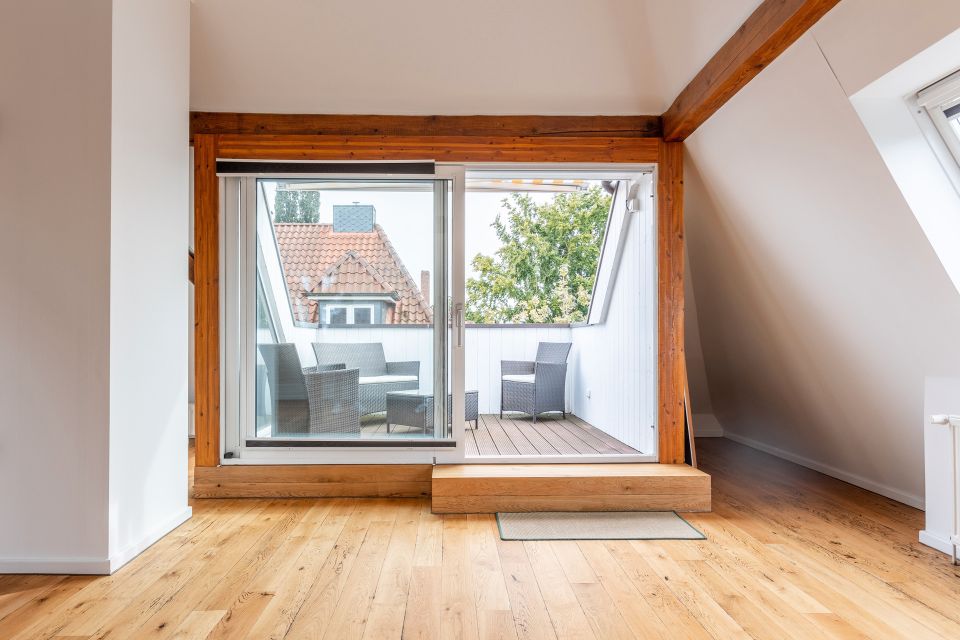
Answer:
259;181;599;293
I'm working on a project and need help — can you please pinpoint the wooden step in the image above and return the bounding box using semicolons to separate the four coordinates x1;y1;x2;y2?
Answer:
431;463;711;513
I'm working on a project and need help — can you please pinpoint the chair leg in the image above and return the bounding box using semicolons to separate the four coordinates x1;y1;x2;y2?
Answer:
562;411;566;419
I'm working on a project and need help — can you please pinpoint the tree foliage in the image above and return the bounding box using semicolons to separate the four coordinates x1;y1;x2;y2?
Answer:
274;190;320;223
466;186;611;323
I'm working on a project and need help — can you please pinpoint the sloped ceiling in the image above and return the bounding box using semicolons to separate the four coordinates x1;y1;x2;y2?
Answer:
685;0;960;506
190;0;760;114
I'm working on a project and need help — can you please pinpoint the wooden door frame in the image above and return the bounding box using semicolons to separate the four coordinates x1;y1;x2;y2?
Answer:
192;115;685;469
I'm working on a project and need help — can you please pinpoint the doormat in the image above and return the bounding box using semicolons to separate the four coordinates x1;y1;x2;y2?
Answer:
496;511;706;540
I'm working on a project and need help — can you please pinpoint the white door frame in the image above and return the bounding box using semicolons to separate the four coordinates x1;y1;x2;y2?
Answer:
220;162;657;465
223;166;468;464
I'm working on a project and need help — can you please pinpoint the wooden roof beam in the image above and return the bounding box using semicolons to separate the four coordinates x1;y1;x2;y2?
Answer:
661;0;840;142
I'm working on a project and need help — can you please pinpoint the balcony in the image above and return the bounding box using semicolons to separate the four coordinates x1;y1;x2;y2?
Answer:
260;321;654;458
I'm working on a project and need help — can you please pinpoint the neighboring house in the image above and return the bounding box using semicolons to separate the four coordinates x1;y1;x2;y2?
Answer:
274;204;433;326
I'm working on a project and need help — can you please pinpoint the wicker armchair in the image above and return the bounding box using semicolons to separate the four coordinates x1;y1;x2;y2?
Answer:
500;342;572;423
313;342;419;416
305;367;360;436
257;343;360;436
257;343;309;435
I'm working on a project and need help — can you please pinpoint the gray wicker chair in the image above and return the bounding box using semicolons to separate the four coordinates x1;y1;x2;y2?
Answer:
258;343;360;436
313;342;419;416
257;343;309;435
500;342;572;423
305;367;360;436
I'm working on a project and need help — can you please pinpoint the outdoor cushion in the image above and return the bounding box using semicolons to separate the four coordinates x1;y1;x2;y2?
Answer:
359;374;418;385
502;374;536;384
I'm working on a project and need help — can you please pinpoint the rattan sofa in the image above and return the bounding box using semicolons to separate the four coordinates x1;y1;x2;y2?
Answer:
313;342;419;417
500;341;572;423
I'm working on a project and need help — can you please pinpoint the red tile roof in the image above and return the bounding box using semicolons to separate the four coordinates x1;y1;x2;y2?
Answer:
273;223;433;324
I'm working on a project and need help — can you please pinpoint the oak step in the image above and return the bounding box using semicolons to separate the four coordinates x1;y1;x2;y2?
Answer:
431;463;711;514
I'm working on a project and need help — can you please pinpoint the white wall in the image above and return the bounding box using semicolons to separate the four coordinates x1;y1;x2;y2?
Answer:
108;0;192;570
685;2;960;508
570;180;657;454
0;0;190;574
684;250;723;437
189;0;759;115
0;0;114;572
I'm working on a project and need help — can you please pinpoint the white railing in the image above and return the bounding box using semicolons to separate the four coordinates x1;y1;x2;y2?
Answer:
277;321;655;453
284;324;572;415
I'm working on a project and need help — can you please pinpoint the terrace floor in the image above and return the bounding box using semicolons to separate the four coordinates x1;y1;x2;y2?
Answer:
360;412;639;456
469;413;638;457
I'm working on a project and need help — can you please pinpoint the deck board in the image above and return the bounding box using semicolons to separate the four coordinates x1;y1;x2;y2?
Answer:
467;414;638;458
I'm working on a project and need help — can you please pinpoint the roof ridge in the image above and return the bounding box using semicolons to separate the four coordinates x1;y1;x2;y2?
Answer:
318;250;393;295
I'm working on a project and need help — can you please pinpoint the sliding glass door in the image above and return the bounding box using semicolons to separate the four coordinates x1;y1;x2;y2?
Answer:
221;162;657;464
222;165;465;461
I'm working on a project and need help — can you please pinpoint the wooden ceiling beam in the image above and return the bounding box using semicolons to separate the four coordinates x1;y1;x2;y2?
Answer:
190;112;662;142
661;0;840;141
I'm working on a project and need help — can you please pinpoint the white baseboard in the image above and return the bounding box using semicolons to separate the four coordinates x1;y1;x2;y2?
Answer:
919;529;955;556
693;413;724;437
723;431;924;509
0;506;192;575
109;506;193;573
0;556;113;575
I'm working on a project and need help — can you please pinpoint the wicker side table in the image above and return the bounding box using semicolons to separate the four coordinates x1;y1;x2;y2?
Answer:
385;389;479;433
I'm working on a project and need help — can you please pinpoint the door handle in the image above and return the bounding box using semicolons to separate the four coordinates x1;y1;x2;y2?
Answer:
454;303;465;348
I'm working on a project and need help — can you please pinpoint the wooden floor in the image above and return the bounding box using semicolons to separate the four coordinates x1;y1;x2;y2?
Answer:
3;438;960;639
466;414;640;457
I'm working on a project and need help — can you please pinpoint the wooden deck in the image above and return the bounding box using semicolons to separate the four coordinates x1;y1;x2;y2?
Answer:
355;412;640;457
466;414;639;457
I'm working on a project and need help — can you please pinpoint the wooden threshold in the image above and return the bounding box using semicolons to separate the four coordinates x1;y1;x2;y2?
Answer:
431;463;710;514
193;464;432;499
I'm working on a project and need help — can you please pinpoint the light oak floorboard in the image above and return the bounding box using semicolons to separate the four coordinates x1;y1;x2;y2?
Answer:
2;439;959;638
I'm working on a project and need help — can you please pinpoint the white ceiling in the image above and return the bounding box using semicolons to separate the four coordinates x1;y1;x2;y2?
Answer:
190;0;761;115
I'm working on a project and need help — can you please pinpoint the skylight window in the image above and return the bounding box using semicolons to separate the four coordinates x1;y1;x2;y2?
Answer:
917;70;960;186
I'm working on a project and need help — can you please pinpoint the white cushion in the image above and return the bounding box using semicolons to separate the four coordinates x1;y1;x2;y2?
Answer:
502;374;535;384
359;374;418;385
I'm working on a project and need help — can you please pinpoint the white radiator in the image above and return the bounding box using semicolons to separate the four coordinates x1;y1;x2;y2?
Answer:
932;413;960;564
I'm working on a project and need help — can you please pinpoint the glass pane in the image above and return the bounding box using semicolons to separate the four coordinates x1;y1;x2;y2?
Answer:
252;178;451;442
353;307;372;325
462;173;656;458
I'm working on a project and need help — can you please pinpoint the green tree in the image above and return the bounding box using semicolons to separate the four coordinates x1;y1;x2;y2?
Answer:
274;190;320;223
466;186;611;323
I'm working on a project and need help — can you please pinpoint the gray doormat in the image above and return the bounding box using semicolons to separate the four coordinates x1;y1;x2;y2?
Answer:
496;511;706;541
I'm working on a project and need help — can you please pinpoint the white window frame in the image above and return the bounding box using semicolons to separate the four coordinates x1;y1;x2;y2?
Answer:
916;68;960;196
224;167;467;464
324;303;375;325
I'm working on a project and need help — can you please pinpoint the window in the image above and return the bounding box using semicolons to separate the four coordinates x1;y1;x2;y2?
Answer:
918;69;960;186
325;304;374;325
353;307;372;324
328;307;347;325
